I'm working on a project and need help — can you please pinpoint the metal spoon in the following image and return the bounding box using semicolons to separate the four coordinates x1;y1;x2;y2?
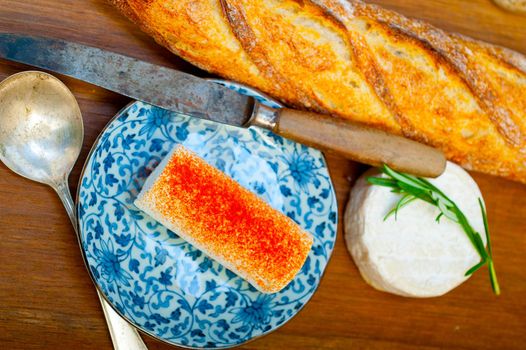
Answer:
0;71;147;350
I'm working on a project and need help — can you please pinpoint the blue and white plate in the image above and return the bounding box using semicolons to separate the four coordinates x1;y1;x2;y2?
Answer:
77;81;337;349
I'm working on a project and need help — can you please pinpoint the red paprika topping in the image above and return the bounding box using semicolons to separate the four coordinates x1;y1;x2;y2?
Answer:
144;146;313;291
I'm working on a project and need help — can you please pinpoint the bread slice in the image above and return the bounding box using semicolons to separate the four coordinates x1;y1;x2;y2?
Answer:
134;145;313;293
110;0;526;184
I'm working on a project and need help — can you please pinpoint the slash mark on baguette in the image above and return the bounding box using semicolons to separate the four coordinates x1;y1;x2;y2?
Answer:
358;2;524;147
221;0;329;111
219;0;306;106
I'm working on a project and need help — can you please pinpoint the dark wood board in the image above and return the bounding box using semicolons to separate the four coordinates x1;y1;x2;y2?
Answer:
0;0;525;349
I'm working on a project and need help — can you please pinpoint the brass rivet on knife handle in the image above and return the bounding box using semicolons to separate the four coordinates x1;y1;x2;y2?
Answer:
273;107;446;178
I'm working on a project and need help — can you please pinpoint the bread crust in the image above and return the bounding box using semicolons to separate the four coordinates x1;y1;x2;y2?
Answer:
110;0;526;183
493;0;526;14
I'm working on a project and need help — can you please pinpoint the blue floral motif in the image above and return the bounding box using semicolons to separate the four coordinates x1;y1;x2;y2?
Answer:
139;108;174;138
130;291;145;309
93;239;132;286
281;149;321;192
154;246;169;267
231;294;274;330
77;81;337;349
175;121;190;141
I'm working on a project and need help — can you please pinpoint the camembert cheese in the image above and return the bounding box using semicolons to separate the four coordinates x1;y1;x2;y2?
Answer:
344;162;486;297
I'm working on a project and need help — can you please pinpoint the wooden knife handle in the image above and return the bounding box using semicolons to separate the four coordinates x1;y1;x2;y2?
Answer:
273;108;446;177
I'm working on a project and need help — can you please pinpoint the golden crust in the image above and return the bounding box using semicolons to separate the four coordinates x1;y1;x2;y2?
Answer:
492;0;526;14
110;0;526;183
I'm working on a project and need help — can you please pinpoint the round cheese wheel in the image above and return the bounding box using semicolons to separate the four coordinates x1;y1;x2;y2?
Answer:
344;162;486;297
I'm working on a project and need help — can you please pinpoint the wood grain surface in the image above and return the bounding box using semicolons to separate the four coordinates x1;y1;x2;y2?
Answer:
0;1;524;349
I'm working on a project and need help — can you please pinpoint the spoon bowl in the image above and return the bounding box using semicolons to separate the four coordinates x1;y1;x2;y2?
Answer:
0;70;147;350
0;71;83;185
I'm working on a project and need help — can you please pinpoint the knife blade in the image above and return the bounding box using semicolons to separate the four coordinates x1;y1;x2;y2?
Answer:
0;33;446;177
0;33;254;126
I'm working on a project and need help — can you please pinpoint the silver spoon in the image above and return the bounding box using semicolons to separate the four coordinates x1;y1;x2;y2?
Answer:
0;71;147;350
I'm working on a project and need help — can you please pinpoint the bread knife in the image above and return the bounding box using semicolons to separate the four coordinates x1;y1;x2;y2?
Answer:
0;33;446;177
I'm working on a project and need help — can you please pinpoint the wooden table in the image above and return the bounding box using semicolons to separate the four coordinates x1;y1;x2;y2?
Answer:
0;1;525;349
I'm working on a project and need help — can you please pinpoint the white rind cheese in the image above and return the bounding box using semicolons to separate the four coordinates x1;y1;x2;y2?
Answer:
344;162;486;297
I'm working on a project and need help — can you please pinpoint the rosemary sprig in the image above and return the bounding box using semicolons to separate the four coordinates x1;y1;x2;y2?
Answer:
367;165;500;295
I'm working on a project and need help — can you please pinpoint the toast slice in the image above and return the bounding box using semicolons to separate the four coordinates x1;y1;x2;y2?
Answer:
134;145;313;293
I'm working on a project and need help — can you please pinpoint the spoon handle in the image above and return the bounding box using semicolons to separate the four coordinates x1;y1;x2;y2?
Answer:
55;181;78;229
54;180;148;350
98;289;149;350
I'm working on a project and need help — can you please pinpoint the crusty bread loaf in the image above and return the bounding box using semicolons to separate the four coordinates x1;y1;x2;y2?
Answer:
111;0;526;183
134;145;313;293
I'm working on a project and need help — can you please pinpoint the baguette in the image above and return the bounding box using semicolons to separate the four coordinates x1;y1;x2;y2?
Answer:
111;0;526;183
134;145;313;293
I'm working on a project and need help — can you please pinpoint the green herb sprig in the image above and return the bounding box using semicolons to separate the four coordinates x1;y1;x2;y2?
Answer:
367;165;500;295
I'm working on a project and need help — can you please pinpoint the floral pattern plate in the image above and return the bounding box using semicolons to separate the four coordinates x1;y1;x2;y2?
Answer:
77;81;337;349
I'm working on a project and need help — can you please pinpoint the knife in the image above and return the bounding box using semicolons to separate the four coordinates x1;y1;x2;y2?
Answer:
0;33;446;177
